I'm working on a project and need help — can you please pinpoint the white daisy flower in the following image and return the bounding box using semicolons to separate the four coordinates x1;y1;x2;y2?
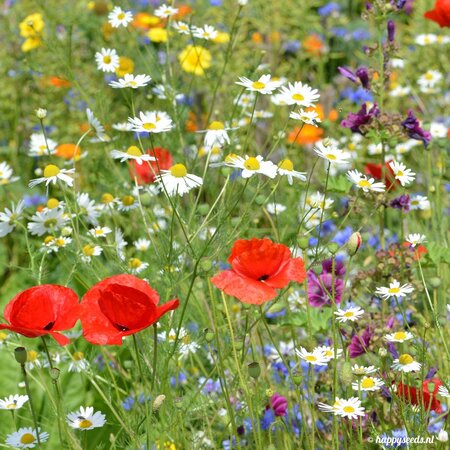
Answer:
80;244;103;263
111;146;155;165
115;228;128;261
277;81;320;107
417;70;443;89
0;161;19;185
415;34;437;45
128;257;149;274
112;122;133;132
314;141;350;164
66;406;106;430
109;73;152;89
388;160;416;187
192;24;218;40
43;235;72;253
117;195;139;212
385;330;414;343
128;111;173;134
28;164;75;188
134;238;151;251
5;427;49;448
295;347;329;366
0;394;29;410
391;353;421;373
172;21;190;34
222;154;278;179
154;4;179;18
304;191;334;211
389;85;411;97
352;376;384;392
334;306;365;323
95;48;120;73
156;164;203;197
352;365;378;376
86;108;108;142
318;397;365;420
316;345;343;361
266;203;286;214
235;74;284;95
395;139;418;155
27;207;68;236
290;108;321;126
0;200;25;237
375;279;414;299
77;192;100;225
405;233;426;247
28;133;57;157
199;121;233;150
346;170;385;192
89;226;112;238
429;122;447;139
68;351;90;372
108;6;133;28
234;92;256;108
410;195;430;210
438;385;450;398
277;159;307;184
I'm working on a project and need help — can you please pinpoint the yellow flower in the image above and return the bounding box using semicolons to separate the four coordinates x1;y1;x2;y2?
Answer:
147;27;168;43
20;13;44;38
213;32;230;44
115;56;134;77
22;36;42;52
178;45;211;76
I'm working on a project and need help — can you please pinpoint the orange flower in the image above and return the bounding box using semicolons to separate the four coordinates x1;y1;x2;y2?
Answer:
132;12;161;30
288;125;323;145
56;144;81;160
173;5;193;20
251;32;264;44
302;34;325;56
49;76;70;88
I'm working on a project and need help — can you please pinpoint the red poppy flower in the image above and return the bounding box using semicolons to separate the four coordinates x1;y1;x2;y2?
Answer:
80;274;179;345
0;285;79;346
424;0;450;28
130;147;173;184
402;242;427;260
211;238;306;305
397;379;443;413
364;160;398;190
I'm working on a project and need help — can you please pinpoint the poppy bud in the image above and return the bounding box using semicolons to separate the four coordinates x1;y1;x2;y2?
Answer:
340;361;353;386
152;394;166;412
199;259;213;273
204;328;215;343
297;236;309;250
174;397;183;409
346;232;362;256
292;371;302;386
14;347;27;365
429;277;441;288
198;203;210;215
50;368;60;381
140;193;151;206
248;362;261;379
327;243;339;254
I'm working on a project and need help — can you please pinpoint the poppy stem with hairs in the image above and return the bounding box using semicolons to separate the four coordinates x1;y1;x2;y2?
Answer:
151;324;158;390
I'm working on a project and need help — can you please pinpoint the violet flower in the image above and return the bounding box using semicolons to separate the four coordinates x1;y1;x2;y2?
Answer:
387;342;399;359
355;67;370;90
270;394;288;417
390;194;410;211
307;269;344;308
387;20;396;42
341;103;380;134
349;327;373;358
401;109;432;147
338;66;358;83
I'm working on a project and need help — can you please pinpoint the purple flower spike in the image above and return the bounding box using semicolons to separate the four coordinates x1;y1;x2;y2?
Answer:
338;66;358;83
401;109;432;147
341;103;380;134
355;67;370;90
387;20;396;42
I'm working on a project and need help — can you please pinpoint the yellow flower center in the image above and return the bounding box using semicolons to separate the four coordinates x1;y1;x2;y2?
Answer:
143;122;156;130
44;235;55;244
348;143;356;151
6;403;17;409
243;157;260;171
170;164;188;178
208;121;225;130
425;73;433;80
47;198;60;209
292;93;305;101
43;219;57;228
55;238;66;247
129;258;142;269
44;164;60;178
343;406;355;413
361;378;375;389
79;419;93;429
358;179;371;188
121;195;135;206
27;350;38;362
20;434;36;444
118;12;125;20
344;311;354;317
95;229;104;235
101;193;114;204
325;153;337;161
0;331;7;340
73;351;84;361
305;355;317;362
278;159;294;171
399;354;413;365
393;331;407;340
389;287;400;294
127;146;142;156
103;56;111;64
396;170;404;177
225;153;238;163
252;81;266;90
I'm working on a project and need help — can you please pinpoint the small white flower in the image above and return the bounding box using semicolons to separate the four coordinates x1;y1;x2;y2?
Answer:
352;365;377;376
128;111;173;134
352;376;384;392
375;279;414;299
415;34;437;45
68;351;90;372
29;165;75;188
109;73;152;89
111;146;155;165
156;164;203;197
80;244;103;263
334;306;365;323
346;170;385;192
172;21;190;34
199;121;233;150
28;133;57;157
410;195;430;210
314;141;350;164
66;406;106;430
95;48;120;73
89;226;112;238
438;385;450;398
316;345;343;361
134;238;151;251
221;154;278;179
154;4;179;18
278;81;320;107
405;233;426;247
86;108;108;142
277;158;307;184
5;427;49;448
128;257;149;274
0;394;29;410
437;429;449;443
108;6;133;28
266;203;286;214
295;347;329;366
391;353;421;373
27;207;68;236
192;25;218;40
318;397;365;420
0;200;25;237
385;331;414;343
290;108;321;126
417;70;443;89
77;192;100;225
235;74;284;95
388;160;416;186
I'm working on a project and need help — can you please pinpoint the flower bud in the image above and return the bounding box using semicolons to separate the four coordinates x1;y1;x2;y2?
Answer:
50;368;60;381
35;108;47;119
248;362;261;379
198;203;210;215
428;277;441;288
327;242;339;255
437;429;448;442
346;232;362;256
291;371;302;386
199;259;213;273
297;236;309;250
387;20;396;42
265;388;274;398
378;348;387;357
152;394;166;412
204;328;215;343
339;361;353;386
14;347;27;365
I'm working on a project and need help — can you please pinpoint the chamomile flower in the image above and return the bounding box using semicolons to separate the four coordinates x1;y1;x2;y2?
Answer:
235;92;256;108
314;141;350;164
108;6;133;28
128;257;149;274
417;70;443;89
415;34;437;45
173;21;190;34
388;160;416;186
5;427;49;448
0;161;19;185
27;207;69;236
389;85;411;97
77;192;100;225
375;280;414;299
43;235;72;253
80;244;103;263
334;306;365;323
235;74;284;95
290;108;321;126
28;164;75;188
277;159;307;184
438;385;450;398
318;397;365;420
295;347;329;366
405;233;426;247
112;122;133;132
156;164;203;196
109;73;152;89
95;48;120;73
89;226;112;239
429;122;447;139
385;331;414;343
66;406;106;430
316;346;343;361
0;394;29;410
200;121;232;150
410;195;430;210
117;195;139;212
154;4;179;18
25;350;41;370
111;146;155;165
391;353;421;373
28;133;57;156
352;376;384;392
352;365;377;376
115;228;128;260
192;25;218;40
128;111;173;134
222;154;278;179
346;170;385;192
68;351;90;372
278;81;320;107
134;238;151;251
0;201;25;237
266;203;286;214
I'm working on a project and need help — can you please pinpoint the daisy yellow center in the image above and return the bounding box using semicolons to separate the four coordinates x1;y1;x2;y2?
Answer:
44;235;55;244
79;419;93;429
399;354;413;365
292;93;305;101
252;81;266;90
121;195;135;206
20;434;36;444
27;350;38;362
103;56;111;64
95;229;104;235
278;159;294;171
348;143;356;151
343;406;355;413
143;122;156;130
127;146;142;156
326;153;337;161
0;331;7;340
55;238;66;247
6;403;17;409
225;153;238;163
358;179;371;188
389;287;400;294
44;219;57;228
83;244;94;256
44;164;60;178
208;121;225;130
393;331;407;340
361;378;375;389
47;198;60;209
396;170;404;177
324;350;332;357
73;351;84;360
305;355;317;362
243;157;260;171
344;311;354;317
118;12;125;19
170;164;187;178
101;193;114;204
129;258;142;269
425;73;433;80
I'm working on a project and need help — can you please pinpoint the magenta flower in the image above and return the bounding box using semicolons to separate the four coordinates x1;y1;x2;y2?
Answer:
401;109;432;147
307;259;345;308
270;394;288;417
341;103;380;134
349;327;373;358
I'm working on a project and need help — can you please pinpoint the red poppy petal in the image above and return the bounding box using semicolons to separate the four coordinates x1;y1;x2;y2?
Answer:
50;331;71;346
211;270;278;304
266;258;306;288
155;298;180;318
424;9;448;27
